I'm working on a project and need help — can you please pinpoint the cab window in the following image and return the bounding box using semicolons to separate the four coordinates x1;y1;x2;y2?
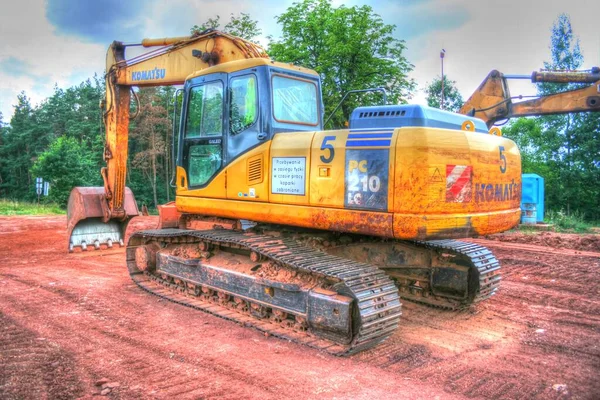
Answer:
185;81;223;137
230;75;257;134
272;75;318;125
184;81;224;187
187;143;222;187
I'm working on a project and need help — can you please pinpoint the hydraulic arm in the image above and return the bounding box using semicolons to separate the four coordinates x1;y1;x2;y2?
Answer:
460;67;600;127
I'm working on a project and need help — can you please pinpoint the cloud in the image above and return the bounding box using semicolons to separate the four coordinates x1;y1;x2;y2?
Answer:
1;0;599;123
399;0;600;106
45;0;148;43
0;57;34;78
0;0;107;119
379;0;470;40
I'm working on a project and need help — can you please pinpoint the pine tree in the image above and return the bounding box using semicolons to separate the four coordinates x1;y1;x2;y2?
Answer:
537;14;587;216
2;93;37;198
502;14;600;220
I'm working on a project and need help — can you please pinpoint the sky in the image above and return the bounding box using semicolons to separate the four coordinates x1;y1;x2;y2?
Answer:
1;0;599;122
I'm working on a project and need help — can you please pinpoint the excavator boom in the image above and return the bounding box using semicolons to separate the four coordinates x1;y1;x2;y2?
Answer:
460;67;600;127
67;31;268;251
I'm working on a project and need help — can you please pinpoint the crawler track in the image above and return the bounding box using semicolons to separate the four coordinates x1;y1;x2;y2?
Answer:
252;225;502;310
126;229;403;355
404;239;502;308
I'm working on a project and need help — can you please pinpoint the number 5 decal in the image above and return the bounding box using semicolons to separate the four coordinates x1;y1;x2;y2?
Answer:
499;146;507;173
320;136;336;163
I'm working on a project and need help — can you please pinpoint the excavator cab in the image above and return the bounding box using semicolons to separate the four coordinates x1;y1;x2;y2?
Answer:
176;59;322;194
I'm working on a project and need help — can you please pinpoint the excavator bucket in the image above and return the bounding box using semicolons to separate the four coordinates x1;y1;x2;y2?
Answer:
67;187;139;252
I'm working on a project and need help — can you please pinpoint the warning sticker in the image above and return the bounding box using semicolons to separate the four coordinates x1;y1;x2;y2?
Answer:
430;167;443;183
446;165;473;202
271;157;306;195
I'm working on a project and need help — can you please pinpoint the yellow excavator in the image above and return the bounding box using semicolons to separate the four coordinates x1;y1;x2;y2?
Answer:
66;30;600;354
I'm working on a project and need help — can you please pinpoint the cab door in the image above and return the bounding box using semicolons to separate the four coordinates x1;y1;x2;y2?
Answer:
179;74;227;198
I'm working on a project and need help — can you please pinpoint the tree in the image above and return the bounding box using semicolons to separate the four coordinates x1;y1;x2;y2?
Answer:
537;14;590;216
190;13;262;42
502;14;600;221
424;75;464;113
502;118;563;211
224;13;262;41
0;112;6;196
0;92;38;199
268;0;415;128
130;88;169;208
538;14;583;97
30;136;99;206
190;16;221;34
156;86;178;203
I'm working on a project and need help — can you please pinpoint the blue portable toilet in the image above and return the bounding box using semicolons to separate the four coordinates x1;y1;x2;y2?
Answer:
521;174;545;224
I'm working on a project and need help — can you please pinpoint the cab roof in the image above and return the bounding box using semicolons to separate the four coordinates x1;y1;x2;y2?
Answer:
186;58;319;81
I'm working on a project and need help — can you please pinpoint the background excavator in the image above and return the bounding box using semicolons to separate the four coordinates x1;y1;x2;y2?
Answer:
66;30;600;354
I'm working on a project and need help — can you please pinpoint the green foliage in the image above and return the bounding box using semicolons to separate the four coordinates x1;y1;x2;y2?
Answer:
224;13;262;41
546;210;592;233
424;75;464;113
0;93;40;199
190;16;221;33
268;0;415;128
191;13;262;42
0;78;105;201
130;88;173;208
502;14;600;222
538;14;583;96
0;78;177;213
503;118;561;207
31;136;100;207
0;199;64;215
0;111;8;195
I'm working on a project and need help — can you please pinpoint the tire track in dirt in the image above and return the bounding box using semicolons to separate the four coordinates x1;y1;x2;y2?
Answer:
0;313;85;399
1;269;458;400
0;275;283;399
2;216;599;399
351;241;600;400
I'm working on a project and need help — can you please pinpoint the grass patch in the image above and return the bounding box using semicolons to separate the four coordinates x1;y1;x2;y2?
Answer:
546;210;593;233
0;199;65;216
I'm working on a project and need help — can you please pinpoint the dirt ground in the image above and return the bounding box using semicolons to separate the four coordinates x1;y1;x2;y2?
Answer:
1;216;599;399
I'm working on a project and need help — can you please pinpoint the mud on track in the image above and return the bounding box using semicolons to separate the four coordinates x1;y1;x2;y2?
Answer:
1;216;599;399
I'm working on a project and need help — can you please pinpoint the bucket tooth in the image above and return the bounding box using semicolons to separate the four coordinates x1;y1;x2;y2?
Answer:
66;186;138;252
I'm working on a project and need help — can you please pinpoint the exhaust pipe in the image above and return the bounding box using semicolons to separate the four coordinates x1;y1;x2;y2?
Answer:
67;187;138;252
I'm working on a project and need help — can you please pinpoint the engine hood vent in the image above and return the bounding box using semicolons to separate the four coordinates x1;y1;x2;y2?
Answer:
349;104;488;133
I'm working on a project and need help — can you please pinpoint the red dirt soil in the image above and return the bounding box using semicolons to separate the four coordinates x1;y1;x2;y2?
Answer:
1;216;599;399
486;230;600;252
